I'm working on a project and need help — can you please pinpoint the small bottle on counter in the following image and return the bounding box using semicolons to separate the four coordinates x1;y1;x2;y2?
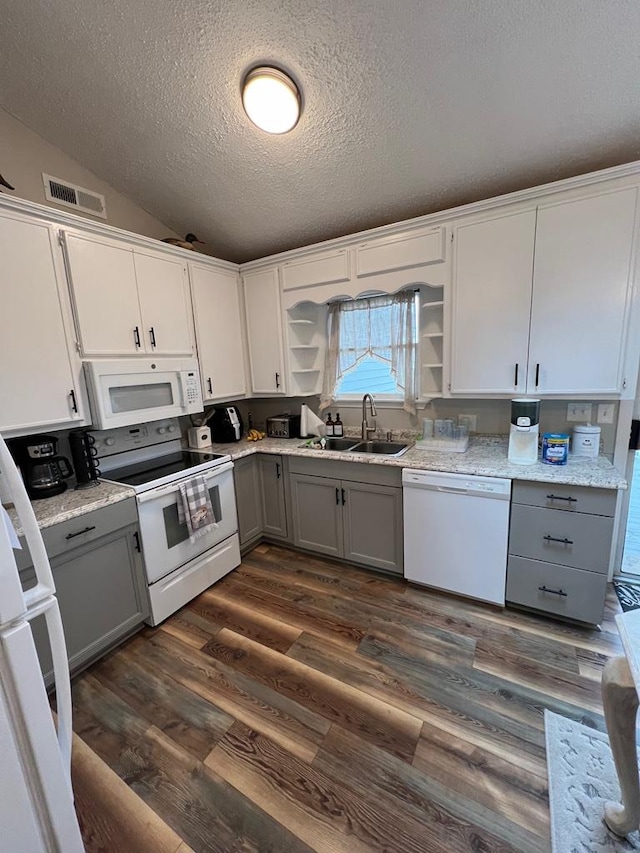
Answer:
334;413;344;437
326;414;335;436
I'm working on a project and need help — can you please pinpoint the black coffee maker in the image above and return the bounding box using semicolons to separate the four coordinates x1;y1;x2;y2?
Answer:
15;434;74;499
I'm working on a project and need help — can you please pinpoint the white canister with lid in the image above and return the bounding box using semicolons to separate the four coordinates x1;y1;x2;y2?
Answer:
572;423;601;458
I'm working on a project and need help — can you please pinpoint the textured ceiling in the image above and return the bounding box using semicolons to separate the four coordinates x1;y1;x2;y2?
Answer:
2;1;640;263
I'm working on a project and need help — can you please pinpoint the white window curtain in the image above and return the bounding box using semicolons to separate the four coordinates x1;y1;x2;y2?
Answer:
320;290;417;413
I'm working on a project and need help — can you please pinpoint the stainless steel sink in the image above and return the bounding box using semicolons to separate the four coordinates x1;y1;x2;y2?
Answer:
323;437;361;451
348;440;412;457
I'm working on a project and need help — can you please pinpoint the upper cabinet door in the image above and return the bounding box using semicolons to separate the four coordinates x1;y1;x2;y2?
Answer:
1;216;85;432
134;251;193;356
450;209;536;395
190;264;246;401
243;267;286;394
64;232;143;356
528;188;638;395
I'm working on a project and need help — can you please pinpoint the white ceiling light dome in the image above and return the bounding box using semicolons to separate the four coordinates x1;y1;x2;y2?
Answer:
242;66;301;134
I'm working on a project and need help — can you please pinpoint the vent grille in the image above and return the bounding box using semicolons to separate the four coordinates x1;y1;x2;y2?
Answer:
42;174;107;219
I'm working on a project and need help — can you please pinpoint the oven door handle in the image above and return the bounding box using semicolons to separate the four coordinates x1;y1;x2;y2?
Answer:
136;460;235;503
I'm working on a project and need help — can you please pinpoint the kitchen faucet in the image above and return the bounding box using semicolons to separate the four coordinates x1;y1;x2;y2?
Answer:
361;393;377;441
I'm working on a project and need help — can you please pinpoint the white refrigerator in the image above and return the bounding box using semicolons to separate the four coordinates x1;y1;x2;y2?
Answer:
0;433;85;852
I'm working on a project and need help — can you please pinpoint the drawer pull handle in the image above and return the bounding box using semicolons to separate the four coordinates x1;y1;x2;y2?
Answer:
65;525;96;540
543;535;574;545
546;494;577;503
538;585;568;597
335;487;340;505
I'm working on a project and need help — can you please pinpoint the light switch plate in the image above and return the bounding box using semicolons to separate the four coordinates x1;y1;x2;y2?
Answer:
458;414;477;432
567;403;592;422
597;403;614;424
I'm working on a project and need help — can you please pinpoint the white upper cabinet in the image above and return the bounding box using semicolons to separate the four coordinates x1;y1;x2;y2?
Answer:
528;187;637;395
64;232;142;356
190;264;246;402
450;209;536;395
134;251;192;356
0;213;87;433
356;226;446;277
63;232;192;357
281;249;350;293
243;267;286;394
450;185;638;396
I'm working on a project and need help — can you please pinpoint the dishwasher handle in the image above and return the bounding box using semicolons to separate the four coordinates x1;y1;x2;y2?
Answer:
436;486;469;494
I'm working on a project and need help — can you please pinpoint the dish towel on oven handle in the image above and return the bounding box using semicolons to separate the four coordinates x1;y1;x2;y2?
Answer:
177;476;219;542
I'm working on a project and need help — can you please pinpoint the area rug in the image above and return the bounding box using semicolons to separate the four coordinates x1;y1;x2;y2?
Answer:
545;709;640;851
614;581;640;613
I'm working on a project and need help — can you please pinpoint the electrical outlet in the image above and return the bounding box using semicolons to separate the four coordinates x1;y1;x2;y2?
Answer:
458;414;477;432
567;403;592;422
597;403;614;424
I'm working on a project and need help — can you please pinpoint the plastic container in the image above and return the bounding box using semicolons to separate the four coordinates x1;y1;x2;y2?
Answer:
541;433;570;466
572;423;601;458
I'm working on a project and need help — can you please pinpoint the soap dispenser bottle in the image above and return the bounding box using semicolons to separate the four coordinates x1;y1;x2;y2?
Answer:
325;414;334;436
334;413;344;437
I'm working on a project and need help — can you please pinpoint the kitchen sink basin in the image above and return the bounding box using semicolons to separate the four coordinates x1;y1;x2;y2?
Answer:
323;437;361;451
349;440;412;457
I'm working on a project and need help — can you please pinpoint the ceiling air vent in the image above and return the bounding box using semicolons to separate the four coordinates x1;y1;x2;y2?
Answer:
42;174;107;219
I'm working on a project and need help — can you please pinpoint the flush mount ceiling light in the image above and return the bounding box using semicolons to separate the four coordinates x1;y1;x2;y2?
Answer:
242;66;300;134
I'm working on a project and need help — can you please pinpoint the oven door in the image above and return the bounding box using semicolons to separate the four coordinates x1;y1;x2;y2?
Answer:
84;359;202;430
136;462;237;583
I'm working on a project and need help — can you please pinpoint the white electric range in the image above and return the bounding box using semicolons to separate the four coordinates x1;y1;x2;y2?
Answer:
89;418;240;625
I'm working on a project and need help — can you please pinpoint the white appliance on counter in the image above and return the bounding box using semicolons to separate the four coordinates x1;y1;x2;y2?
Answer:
91;419;240;625
84;357;203;430
0;433;85;852
403;469;511;605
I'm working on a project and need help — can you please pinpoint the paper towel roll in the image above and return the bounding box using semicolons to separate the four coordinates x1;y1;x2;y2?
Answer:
300;404;326;437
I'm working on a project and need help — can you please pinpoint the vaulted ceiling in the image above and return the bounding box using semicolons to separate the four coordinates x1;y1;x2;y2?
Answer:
2;1;640;263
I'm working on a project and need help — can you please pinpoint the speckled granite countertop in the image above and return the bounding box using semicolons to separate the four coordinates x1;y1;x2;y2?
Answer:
6;481;135;537
201;435;628;490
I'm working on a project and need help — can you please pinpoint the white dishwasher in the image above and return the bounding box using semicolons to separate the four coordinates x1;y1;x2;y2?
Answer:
402;469;512;606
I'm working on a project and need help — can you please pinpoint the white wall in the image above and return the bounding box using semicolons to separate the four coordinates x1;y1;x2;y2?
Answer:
0;107;178;241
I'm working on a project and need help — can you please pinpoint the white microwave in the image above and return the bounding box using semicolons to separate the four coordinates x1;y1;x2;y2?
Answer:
84;358;204;430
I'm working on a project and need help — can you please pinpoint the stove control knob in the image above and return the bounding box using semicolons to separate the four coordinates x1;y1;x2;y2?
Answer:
105;438;115;447
157;427;166;434
167;425;176;433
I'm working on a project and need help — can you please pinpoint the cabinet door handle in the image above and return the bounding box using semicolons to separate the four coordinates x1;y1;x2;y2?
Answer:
535;363;540;387
276;463;281;480
546;494;577;503
514;363;519;387
538;585;568;597
149;326;157;348
341;488;346;505
275;372;281;389
65;525;96;540
335;487;340;505
133;531;141;552
69;389;78;413
207;377;213;395
543;535;574;545
134;326;141;348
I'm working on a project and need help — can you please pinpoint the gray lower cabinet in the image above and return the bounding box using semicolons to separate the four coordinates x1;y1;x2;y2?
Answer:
289;460;403;574
20;498;148;685
506;481;616;624
290;473;343;556
258;454;288;539
234;456;263;548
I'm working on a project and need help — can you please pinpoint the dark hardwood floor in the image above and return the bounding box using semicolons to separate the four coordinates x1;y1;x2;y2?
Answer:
70;543;624;853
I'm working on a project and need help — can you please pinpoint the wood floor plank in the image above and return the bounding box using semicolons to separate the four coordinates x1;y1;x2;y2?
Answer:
208;721;469;853
71;730;191;853
202;626;423;762
193;589;303;653
473;639;602;713
413;723;549;838
313;724;546;853
214;573;368;649
91;646;234;760
70;545;623;853
128;628;330;763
